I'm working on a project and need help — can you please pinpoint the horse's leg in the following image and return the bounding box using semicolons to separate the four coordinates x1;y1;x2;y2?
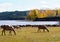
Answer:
45;28;49;32
12;29;16;35
2;29;4;35
3;30;6;35
19;27;21;29
9;30;12;35
37;28;41;32
43;29;45;32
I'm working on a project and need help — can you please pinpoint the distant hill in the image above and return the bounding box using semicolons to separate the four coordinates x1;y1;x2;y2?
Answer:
0;10;60;21
0;11;29;20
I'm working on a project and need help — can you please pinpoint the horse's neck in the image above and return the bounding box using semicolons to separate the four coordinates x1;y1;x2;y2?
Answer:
44;25;47;28
9;25;14;29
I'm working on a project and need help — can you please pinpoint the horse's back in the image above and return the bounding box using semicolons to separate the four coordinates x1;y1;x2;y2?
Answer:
38;25;47;29
1;25;14;30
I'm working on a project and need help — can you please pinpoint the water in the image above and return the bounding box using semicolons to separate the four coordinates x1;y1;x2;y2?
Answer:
0;20;59;25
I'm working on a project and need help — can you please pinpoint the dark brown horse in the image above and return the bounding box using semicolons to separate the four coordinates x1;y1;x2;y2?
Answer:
0;25;16;35
37;25;49;32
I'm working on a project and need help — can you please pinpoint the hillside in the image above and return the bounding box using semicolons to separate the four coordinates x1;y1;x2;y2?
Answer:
0;9;60;21
0;11;29;20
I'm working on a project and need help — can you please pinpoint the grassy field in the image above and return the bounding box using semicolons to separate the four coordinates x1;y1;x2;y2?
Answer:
0;27;60;42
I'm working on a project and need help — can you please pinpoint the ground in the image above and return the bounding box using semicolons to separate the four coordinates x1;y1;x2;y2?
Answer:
0;27;60;42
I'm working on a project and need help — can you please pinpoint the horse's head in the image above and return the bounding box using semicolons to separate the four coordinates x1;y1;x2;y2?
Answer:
13;25;20;29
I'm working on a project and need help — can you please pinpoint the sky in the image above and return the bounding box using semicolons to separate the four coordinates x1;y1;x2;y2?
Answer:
0;0;60;12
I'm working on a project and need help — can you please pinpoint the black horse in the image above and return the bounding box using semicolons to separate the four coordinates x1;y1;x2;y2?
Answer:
0;25;16;35
37;25;49;32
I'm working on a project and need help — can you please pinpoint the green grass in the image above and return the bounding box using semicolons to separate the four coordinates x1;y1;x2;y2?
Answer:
0;27;60;42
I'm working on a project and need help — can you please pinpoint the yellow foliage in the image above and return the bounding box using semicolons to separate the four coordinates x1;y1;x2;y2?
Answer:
45;9;56;17
34;9;47;18
27;8;57;20
27;10;36;20
38;11;47;18
57;9;60;16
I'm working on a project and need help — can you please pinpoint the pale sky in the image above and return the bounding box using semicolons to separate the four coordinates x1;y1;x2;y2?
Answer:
0;0;60;12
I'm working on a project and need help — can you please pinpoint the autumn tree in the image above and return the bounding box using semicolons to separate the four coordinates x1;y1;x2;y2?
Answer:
27;9;48;20
26;9;37;20
45;9;56;17
56;8;60;16
34;9;47;18
27;8;57;20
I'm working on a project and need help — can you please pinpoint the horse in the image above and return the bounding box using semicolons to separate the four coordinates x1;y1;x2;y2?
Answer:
0;25;16;35
37;25;49;32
